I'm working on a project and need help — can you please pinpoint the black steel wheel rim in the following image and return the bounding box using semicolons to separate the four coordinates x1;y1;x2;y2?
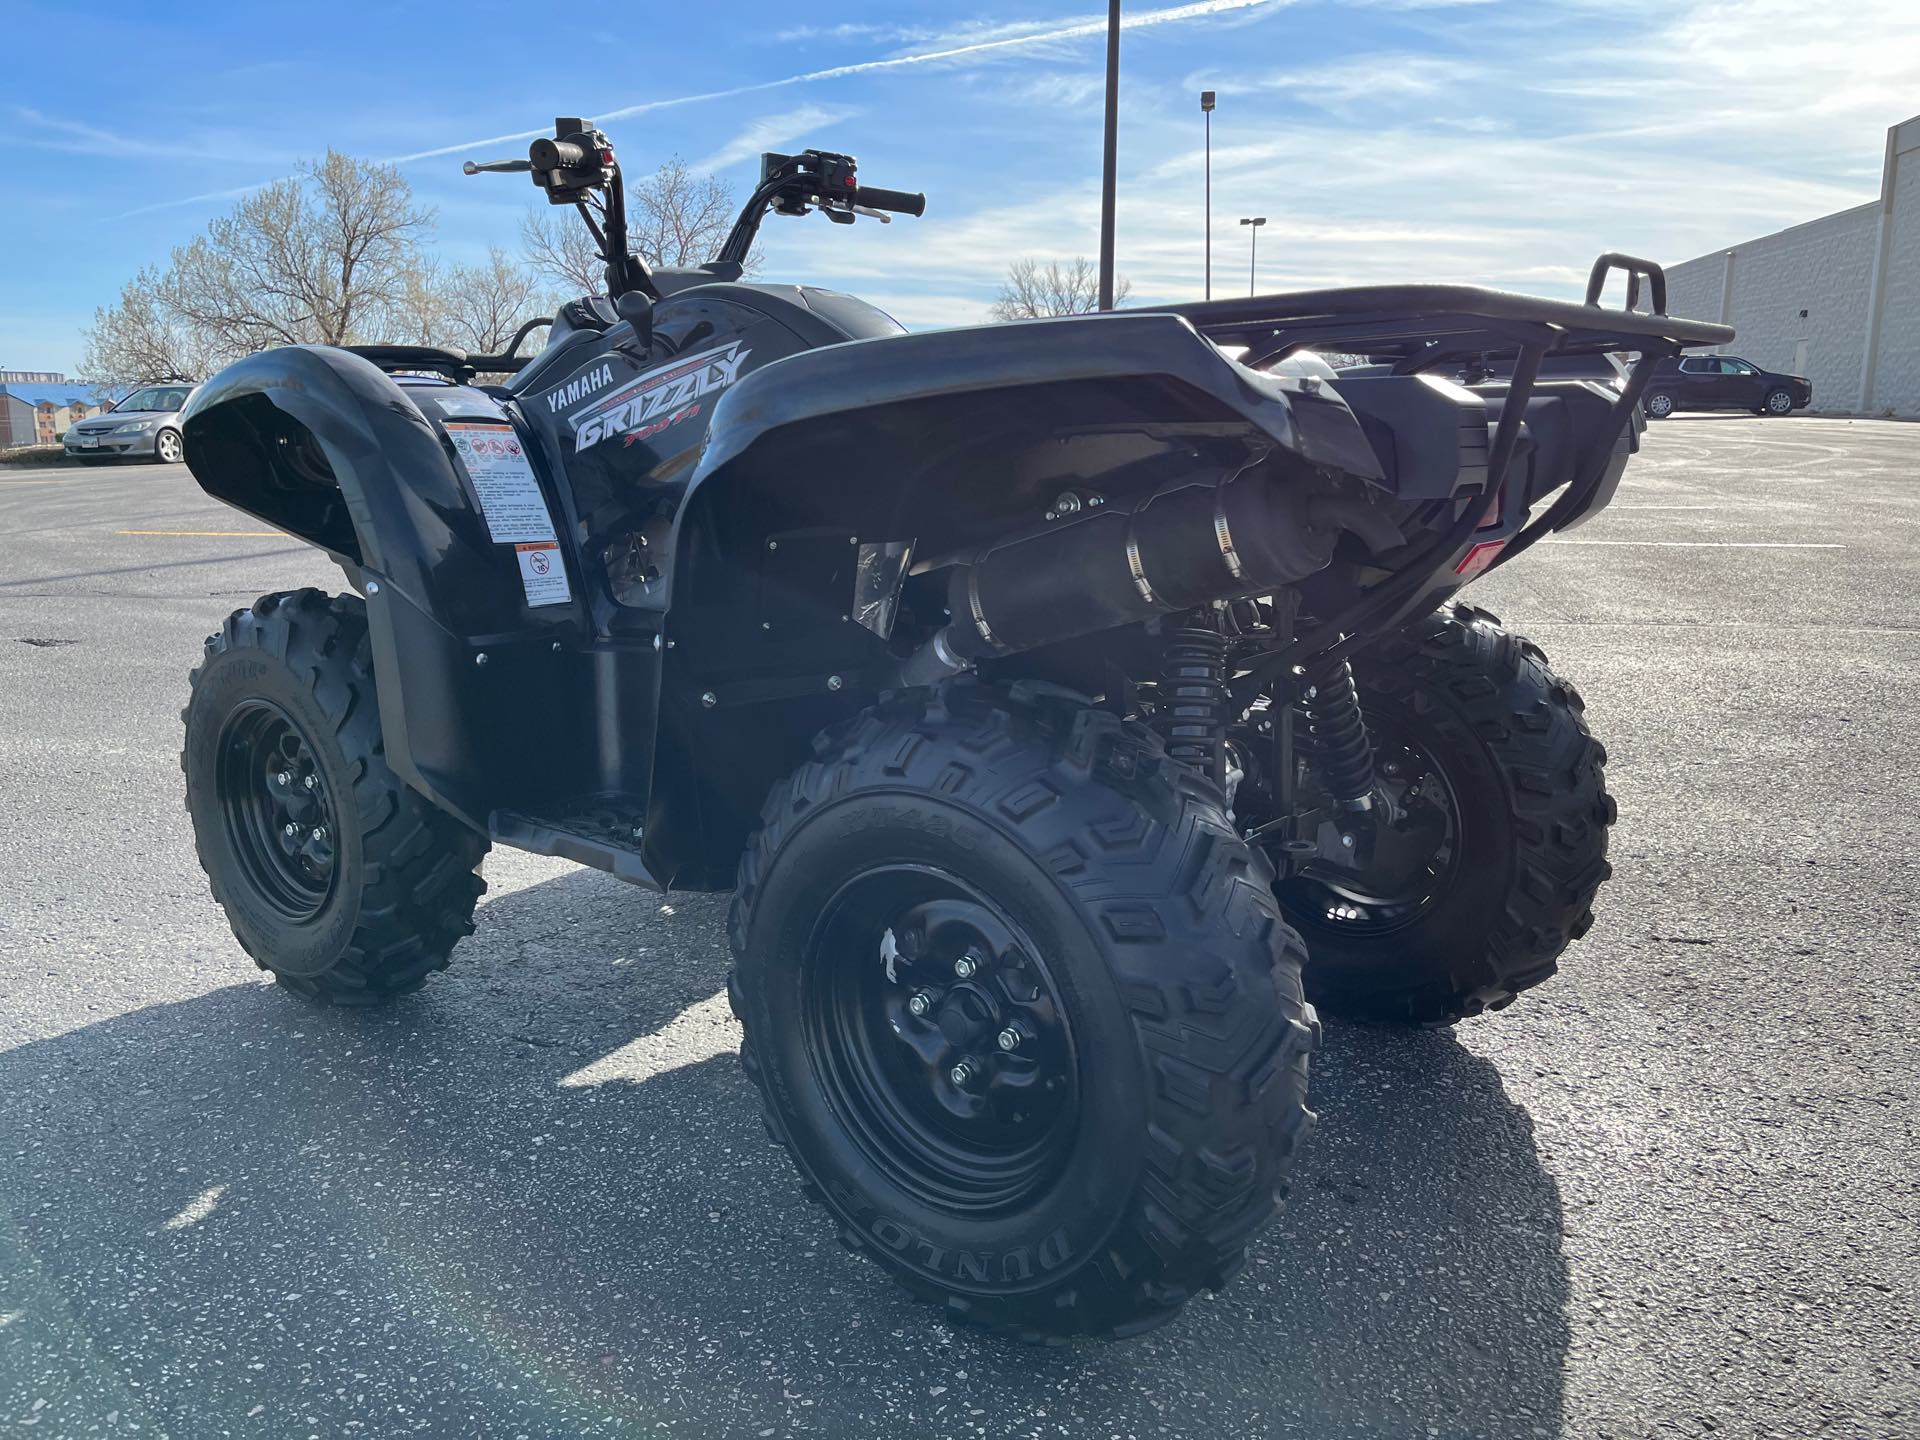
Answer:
216;699;339;922
1277;722;1463;938
801;865;1080;1214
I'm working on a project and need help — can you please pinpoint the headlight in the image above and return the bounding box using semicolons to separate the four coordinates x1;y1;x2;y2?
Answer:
113;418;157;434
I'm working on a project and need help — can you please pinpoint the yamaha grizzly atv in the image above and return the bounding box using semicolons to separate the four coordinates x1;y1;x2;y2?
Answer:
176;119;1732;1340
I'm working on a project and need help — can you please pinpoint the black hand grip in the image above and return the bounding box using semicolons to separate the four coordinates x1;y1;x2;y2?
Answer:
530;138;590;171
854;185;926;217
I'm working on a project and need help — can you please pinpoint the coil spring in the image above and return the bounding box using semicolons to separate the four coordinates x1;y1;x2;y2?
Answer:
1157;619;1228;785
1298;656;1376;805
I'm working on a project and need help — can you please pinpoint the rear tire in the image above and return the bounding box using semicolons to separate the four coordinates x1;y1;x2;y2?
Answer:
1274;605;1614;1025
182;589;488;1004
729;679;1318;1340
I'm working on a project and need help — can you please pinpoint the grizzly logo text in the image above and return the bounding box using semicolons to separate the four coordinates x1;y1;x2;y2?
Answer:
571;343;749;453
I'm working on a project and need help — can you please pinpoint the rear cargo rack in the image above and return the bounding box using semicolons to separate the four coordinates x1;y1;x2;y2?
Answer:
1159;254;1735;692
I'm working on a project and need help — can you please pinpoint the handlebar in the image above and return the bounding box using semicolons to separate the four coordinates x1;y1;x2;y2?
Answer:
853;184;926;218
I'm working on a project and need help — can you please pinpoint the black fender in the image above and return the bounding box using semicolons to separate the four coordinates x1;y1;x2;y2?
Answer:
180;347;602;833
643;312;1383;885
668;310;1380;632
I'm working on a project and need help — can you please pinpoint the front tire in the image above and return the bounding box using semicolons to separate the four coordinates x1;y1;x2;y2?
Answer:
1644;391;1675;419
154;427;183;464
1763;388;1795;416
729;680;1317;1340
182;589;488;1003
1273;605;1614;1025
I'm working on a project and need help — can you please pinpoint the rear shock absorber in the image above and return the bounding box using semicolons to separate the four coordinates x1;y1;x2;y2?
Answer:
1298;653;1377;808
1157;611;1228;787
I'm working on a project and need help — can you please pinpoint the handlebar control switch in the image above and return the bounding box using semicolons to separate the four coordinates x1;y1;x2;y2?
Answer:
532;117;617;205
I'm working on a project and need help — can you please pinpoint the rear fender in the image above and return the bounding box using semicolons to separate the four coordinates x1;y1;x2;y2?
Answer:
180;347;607;830
643;313;1381;884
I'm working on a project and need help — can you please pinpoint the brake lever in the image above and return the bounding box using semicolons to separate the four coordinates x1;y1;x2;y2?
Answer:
849;205;893;224
462;158;533;176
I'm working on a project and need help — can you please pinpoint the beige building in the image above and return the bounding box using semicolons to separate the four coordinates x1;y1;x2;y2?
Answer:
1664;115;1920;417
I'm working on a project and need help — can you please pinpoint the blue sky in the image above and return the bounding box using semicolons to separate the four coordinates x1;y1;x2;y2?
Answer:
4;0;1915;374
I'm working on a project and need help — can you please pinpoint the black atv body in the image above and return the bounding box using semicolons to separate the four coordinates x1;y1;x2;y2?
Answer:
176;121;1732;1339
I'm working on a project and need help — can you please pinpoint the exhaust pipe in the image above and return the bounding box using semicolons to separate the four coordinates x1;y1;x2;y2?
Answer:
898;462;1391;682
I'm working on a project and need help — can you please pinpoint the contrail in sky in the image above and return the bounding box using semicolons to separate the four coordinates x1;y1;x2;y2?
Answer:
116;0;1286;217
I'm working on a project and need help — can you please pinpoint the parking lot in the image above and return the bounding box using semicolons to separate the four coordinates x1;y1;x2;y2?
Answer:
1;416;1915;1439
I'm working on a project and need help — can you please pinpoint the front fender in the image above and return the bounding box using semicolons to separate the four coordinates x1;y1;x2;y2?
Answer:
180;346;593;830
181;346;534;633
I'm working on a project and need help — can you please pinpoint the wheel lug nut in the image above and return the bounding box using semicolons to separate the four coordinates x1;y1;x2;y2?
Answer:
283;823;298;838
907;991;934;1018
996;1026;1023;1052
276;770;292;786
953;949;985;980
949;1059;977;1088
312;826;328;845
303;774;318;791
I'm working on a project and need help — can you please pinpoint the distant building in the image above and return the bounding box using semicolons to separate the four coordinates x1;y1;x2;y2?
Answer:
0;378;122;448
1665;114;1920;417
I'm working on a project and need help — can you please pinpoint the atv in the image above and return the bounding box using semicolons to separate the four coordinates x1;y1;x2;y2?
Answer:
176;118;1732;1340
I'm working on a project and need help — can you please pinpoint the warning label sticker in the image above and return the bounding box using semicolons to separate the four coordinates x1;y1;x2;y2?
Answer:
514;542;570;607
446;423;558;544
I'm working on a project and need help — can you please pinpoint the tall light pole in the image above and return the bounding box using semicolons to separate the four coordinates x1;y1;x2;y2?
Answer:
1097;0;1121;310
1200;90;1215;301
1240;215;1266;296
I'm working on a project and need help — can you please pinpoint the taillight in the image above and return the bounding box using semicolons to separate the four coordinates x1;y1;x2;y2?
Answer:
1455;540;1506;577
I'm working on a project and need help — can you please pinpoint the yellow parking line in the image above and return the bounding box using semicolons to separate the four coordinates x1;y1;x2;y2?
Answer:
116;529;289;537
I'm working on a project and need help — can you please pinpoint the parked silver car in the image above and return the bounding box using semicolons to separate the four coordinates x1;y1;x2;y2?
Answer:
64;383;196;463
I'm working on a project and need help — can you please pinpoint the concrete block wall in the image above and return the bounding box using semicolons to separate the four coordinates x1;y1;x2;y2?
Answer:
1862;117;1920;416
1662;114;1920;417
1664;206;1877;411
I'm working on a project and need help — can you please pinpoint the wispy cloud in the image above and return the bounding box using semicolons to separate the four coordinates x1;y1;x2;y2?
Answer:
7;105;262;165
119;0;1295;215
691;103;862;175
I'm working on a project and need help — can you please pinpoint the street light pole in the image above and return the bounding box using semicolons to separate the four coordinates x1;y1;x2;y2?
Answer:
1097;0;1121;311
1200;90;1215;301
1240;215;1266;296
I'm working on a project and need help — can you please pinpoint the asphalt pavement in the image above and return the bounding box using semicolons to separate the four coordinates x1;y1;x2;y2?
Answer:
1;418;1915;1439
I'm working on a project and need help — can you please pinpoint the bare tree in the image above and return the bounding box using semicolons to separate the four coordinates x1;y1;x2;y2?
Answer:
399;248;548;355
988;257;1131;321
520;206;606;294
631;158;737;267
82;152;433;381
79;265;223;383
520;157;747;295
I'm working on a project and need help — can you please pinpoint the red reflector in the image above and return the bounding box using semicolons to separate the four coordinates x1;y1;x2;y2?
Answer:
1455;540;1506;577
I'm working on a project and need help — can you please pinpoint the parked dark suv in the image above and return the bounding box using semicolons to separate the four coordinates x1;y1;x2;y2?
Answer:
1644;355;1810;418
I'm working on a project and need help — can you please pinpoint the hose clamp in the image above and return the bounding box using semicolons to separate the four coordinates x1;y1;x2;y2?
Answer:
1213;490;1243;580
1124;533;1157;605
966;566;998;647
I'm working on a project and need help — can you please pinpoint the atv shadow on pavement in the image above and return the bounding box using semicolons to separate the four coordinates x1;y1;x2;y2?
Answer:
0;866;1568;1439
